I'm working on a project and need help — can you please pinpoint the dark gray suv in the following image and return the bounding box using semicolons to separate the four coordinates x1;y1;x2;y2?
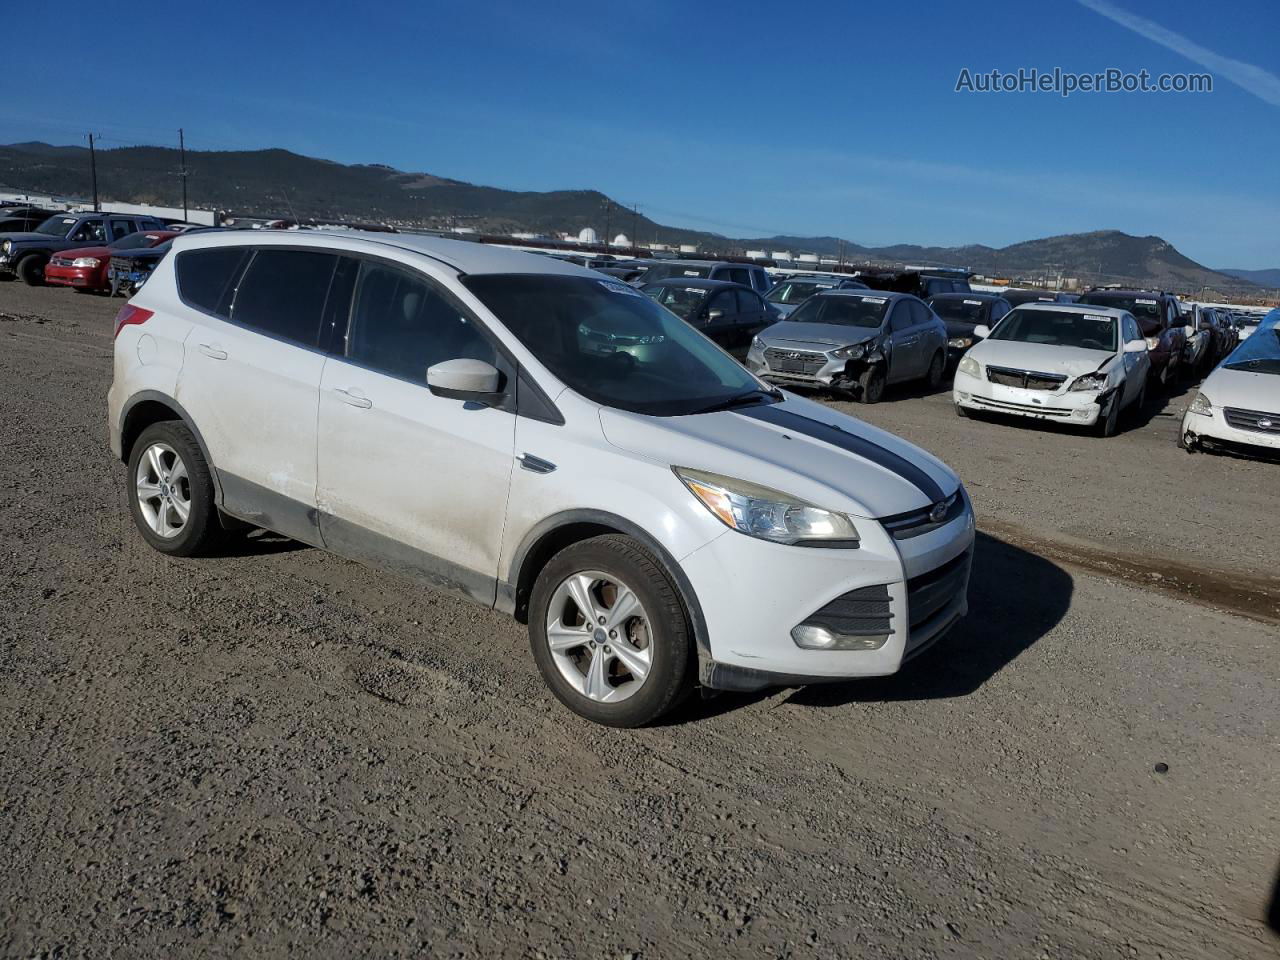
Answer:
0;212;165;284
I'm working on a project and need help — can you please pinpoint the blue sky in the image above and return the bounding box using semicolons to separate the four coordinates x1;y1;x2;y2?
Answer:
4;0;1277;268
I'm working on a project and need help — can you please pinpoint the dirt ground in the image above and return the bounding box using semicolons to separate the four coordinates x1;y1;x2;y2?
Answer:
1;281;1277;959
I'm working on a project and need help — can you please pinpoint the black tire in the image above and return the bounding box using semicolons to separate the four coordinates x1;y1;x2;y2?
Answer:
924;351;945;390
528;535;692;728
126;421;223;557
17;255;46;286
1130;381;1147;422
1098;395;1121;438
858;366;885;404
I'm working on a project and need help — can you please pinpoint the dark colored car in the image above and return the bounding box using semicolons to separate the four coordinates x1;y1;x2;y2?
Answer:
0;212;166;284
637;260;773;296
0;205;57;233
765;274;869;318
926;292;1013;365
640;278;777;358
45;230;178;293
1075;289;1186;385
108;239;174;295
1001;289;1077;308
851;269;972;299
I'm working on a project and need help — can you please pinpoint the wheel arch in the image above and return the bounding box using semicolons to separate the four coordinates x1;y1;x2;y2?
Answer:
118;391;223;502
503;509;711;668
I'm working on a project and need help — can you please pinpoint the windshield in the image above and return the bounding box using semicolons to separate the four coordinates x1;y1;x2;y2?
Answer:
766;279;838;305
784;294;890;328
1076;293;1162;323
462;274;763;416
638;263;712;283
989;308;1118;351
929;298;990;322
640;283;708;320
35;215;78;237
1222;311;1280;372
109;232;165;251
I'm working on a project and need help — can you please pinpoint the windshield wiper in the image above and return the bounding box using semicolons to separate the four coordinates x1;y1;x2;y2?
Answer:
687;388;781;415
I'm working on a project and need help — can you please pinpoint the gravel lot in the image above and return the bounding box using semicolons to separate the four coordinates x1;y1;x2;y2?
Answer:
1;281;1277;959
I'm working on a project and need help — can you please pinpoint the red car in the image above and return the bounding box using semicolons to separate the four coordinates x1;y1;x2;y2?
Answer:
45;230;178;293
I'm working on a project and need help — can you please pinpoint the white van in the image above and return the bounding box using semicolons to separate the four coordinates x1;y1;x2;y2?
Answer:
108;231;975;726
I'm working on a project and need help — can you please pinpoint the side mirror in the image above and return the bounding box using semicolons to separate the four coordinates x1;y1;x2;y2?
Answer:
1124;339;1148;353
973;324;991;339
706;308;724;321
426;358;503;404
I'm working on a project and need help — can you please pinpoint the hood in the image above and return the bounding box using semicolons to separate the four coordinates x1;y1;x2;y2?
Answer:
0;232;54;245
968;338;1114;377
599;393;958;519
56;245;110;260
759;320;880;349
769;302;799;318
1200;366;1280;410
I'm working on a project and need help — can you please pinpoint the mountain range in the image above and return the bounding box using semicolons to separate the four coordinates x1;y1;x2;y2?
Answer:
0;141;1263;293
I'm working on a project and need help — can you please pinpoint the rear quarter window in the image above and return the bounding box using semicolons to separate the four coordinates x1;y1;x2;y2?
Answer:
175;247;252;320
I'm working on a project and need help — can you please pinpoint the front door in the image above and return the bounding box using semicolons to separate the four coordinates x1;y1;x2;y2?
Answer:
315;257;516;605
884;300;923;382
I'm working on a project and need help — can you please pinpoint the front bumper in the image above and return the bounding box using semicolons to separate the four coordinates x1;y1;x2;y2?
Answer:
44;264;96;288
683;495;975;690
1181;406;1280;454
953;369;1108;426
746;344;857;390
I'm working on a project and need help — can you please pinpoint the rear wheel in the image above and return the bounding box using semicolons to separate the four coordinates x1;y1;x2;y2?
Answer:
528;535;692;727
17;255;46;286
126;421;223;557
858;366;885;404
924;351;945;390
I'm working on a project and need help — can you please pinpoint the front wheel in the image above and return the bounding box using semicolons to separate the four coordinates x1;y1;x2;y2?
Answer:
17;256;46;286
924;351;945;390
858;366;885;404
528;535;692;727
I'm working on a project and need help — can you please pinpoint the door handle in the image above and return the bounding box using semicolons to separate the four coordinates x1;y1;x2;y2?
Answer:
333;387;372;409
197;343;227;360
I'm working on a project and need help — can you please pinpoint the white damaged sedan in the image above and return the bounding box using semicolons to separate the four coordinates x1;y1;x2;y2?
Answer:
952;303;1150;437
1181;309;1280;457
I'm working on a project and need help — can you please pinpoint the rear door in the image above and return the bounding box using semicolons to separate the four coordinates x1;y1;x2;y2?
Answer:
700;289;739;349
314;256;517;604
733;287;769;354
175;245;337;544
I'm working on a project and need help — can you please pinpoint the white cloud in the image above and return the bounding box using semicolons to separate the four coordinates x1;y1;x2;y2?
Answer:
1077;0;1280;107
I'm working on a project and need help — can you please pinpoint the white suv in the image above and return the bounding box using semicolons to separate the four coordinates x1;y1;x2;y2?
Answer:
108;231;975;727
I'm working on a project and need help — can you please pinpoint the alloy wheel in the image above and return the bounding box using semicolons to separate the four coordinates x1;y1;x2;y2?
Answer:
545;570;653;703
134;442;191;539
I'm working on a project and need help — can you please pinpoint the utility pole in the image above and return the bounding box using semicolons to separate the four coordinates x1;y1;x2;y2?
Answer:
88;133;99;211
602;198;612;251
178;128;189;220
631;204;639;253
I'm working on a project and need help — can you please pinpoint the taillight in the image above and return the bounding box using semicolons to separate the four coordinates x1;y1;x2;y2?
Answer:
113;304;153;339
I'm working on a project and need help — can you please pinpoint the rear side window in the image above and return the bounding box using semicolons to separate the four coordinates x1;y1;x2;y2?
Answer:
230;249;338;348
176;247;251;319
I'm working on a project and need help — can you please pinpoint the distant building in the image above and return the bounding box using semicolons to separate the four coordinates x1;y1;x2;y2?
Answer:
612;233;630;247
578;227;598;245
771;250;793;261
679;244;697;254
746;249;767;259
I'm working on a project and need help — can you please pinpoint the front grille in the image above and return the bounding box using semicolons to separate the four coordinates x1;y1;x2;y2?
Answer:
797;584;892;637
906;551;969;632
1224;407;1280;434
969;395;1072;417
763;346;827;376
985;366;1067;391
881;490;966;540
50;257;74;267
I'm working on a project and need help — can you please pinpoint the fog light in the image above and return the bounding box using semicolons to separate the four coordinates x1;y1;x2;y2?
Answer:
791;624;889;651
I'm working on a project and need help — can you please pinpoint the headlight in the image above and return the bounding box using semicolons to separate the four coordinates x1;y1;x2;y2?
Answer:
71;257;100;268
1188;392;1212;416
947;337;973;350
1144;336;1160;349
1;239;10;254
831;342;865;360
674;467;859;547
957;355;982;378
749;336;764;351
1068;372;1108;393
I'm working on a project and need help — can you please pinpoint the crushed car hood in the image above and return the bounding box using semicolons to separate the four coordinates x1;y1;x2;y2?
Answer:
969;339;1115;376
761;320;879;348
599;393;958;519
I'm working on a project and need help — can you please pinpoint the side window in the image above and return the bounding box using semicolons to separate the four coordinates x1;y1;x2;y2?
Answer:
751;269;768;292
1123;315;1139;342
70;218;106;242
735;289;761;315
722;267;750;286
230;248;338;348
109;219;133;241
175;247;252;319
889;301;914;332
345;260;497;383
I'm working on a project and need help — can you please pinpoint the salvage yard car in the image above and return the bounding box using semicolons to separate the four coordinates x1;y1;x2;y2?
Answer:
926;292;1012;367
747;290;948;402
44;229;177;293
1181;309;1280;458
638;277;777;359
953;303;1150;436
637;259;773;295
764;274;868;318
108;231;974;727
1075;289;1185;386
0;211;165;284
